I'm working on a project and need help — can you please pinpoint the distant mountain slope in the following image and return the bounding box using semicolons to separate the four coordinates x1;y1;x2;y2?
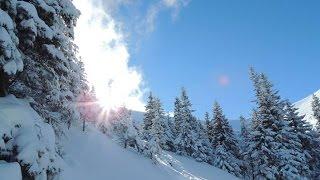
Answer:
62;126;238;180
294;89;320;126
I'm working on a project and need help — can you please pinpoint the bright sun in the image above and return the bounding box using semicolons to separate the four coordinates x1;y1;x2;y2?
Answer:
73;0;145;112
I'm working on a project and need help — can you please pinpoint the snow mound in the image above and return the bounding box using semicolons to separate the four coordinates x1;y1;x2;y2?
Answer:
0;161;21;180
294;89;320;126
0;95;63;179
62;126;237;180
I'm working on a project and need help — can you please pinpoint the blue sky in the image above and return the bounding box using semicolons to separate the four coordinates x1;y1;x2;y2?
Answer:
119;0;320;119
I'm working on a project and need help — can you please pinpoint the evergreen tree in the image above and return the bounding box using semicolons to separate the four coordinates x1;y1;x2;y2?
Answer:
239;116;250;177
312;94;320;131
173;97;182;138
0;4;23;96
192;121;211;163
142;92;155;140
247;70;287;179
161;115;175;151
239;116;249;142
204;112;214;144
174;88;197;156
2;0;87;135
77;87;100;132
211;102;241;177
145;98;165;162
276;100;307;179
106;107;142;152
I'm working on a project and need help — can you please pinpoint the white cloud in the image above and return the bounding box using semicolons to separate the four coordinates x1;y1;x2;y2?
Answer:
143;0;190;33
73;0;146;111
72;0;189;112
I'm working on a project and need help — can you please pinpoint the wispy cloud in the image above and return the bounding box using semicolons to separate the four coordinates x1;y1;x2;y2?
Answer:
144;0;190;33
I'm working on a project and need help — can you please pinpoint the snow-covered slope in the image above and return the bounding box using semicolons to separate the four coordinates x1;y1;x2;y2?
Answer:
0;95;237;179
294;89;320;126
61;126;237;180
0;161;21;180
0;95;63;180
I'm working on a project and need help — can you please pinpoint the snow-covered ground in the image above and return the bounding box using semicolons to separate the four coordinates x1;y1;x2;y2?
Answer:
4;88;319;180
0;95;237;180
61;126;237;180
295;89;320;126
0;161;21;180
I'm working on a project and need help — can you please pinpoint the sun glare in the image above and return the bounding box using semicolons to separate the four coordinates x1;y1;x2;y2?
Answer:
73;0;145;112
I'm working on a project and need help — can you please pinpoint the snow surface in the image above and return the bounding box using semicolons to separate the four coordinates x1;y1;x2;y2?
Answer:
0;95;237;179
0;161;22;180
0;95;63;179
61;126;238;180
294;89;320;126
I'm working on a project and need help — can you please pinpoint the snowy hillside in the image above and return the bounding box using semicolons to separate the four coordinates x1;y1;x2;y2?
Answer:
294;89;320;126
0;96;237;180
61;126;237;180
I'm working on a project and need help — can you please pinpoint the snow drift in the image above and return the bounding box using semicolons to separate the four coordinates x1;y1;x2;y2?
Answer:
0;95;63;179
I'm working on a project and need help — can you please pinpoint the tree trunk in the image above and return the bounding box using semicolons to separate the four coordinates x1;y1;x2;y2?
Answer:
82;119;85;132
0;70;8;97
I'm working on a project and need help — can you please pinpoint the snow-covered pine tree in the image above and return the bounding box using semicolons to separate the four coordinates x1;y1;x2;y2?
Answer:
144;98;165;162
282;100;318;178
77;87;100;132
106;107;142;152
211;102;242;177
142;92;155;140
3;0;87;135
239;116;250;177
0;3;23;96
173;97;182;138
239;116;249;142
276;100;307;179
160;115;175;151
246;70;287;179
192;121;211;163
204;111;214;145
312;94;320;131
174;88;197;156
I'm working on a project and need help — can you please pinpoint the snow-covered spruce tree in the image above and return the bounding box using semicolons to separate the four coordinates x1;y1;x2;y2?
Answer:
3;0;87;136
77;87;100;132
246;70;290;179
144;98;165;162
174;88;197;156
192;121;211;163
142;92;155;140
282;100;318;178
312;94;320;131
160;115;175;151
173;97;182;139
107;107;142;152
0;5;23;96
239;116;249;142
239;116;250;177
276;100;307;179
204;111;214;145
211;102;242;177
